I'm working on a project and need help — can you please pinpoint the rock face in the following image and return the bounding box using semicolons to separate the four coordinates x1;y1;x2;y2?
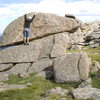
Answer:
54;53;90;83
0;12;79;47
0;43;42;63
0;64;13;72
0;12;92;84
51;32;70;57
84;28;100;47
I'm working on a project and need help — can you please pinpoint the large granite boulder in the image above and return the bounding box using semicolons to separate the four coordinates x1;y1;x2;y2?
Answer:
54;53;91;83
0;12;79;47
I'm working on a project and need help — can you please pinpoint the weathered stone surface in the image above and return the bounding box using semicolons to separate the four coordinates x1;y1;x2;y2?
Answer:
0;84;27;92
0;43;42;63
0;12;79;47
0;64;13;72
46;87;69;96
39;35;54;59
84;26;100;47
71;44;82;50
54;53;91;83
54;53;81;83
78;53;91;80
28;58;53;74
85;29;100;41
51;32;70;57
69;28;85;44
72;87;100;100
0;72;9;82
8;63;31;77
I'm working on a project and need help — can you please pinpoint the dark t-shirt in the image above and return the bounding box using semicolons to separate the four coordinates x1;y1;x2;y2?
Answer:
24;14;35;28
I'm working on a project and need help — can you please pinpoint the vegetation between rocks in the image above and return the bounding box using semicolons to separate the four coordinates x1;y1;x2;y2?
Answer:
0;74;80;100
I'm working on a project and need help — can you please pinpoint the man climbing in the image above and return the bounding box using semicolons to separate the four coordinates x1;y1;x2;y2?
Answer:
23;13;36;45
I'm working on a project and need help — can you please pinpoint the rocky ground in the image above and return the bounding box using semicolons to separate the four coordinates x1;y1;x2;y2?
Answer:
0;12;100;100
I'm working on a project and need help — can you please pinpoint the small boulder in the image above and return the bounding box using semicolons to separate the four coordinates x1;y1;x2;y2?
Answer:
72;87;100;100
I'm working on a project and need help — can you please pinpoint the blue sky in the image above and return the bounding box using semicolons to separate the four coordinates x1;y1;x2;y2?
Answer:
0;0;100;35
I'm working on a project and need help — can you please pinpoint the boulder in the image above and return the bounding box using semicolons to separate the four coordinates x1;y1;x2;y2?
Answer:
0;64;13;72
54;53;91;83
46;87;69;96
27;58;53;74
51;32;70;57
54;53;81;83
72;87;100;100
0;43;42;63
65;14;76;19
8;63;31;77
38;35;54;59
0;12;79;47
78;53;91;80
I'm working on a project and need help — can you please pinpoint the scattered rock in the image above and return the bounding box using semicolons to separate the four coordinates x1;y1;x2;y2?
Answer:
78;78;92;88
0;84;27;92
46;87;69;96
72;87;100;100
26;82;32;86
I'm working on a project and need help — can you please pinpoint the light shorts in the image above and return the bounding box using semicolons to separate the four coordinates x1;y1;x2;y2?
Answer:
23;28;30;37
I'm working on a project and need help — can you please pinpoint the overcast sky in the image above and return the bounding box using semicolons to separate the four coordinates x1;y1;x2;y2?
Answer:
0;0;100;35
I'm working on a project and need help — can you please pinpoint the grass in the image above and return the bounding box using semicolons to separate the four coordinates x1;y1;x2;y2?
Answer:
0;74;80;100
90;72;100;89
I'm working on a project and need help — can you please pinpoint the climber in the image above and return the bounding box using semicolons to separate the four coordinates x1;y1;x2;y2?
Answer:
23;13;36;45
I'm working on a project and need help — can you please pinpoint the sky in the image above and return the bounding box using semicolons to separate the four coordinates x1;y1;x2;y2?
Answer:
0;0;100;35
